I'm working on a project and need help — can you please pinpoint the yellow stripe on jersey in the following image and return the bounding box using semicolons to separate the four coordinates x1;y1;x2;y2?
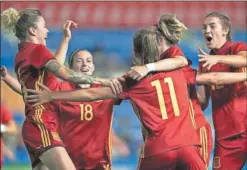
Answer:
33;72;51;147
108;113;114;163
34;109;46;147
37;106;51;147
199;128;203;158
200;126;208;168
203;127;208;167
189;100;197;129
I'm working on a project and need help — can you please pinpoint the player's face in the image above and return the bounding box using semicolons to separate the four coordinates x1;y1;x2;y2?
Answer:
34;16;49;46
202;17;228;49
72;51;95;75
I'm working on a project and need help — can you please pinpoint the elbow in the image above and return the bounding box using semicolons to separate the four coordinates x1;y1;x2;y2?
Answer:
179;57;189;68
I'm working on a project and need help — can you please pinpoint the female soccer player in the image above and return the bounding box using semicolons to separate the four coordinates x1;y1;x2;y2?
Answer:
198;12;247;170
127;13;213;167
1;49;126;170
1;7;119;170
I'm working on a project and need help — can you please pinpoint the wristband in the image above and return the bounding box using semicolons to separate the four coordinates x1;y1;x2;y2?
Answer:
1;124;7;133
145;63;156;72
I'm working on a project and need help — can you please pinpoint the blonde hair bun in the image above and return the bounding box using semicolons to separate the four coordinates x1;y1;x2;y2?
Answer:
1;8;20;36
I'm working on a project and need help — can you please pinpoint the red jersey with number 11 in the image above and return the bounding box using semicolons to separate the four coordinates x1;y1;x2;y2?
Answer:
119;71;200;158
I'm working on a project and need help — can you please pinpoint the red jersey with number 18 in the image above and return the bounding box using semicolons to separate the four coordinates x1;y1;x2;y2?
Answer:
57;82;116;169
119;70;200;158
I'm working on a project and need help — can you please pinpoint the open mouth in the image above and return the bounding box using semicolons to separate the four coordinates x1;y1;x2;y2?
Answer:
81;69;89;72
206;36;213;42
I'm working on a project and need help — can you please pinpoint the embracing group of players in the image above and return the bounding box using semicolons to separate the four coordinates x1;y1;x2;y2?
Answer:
1;6;246;170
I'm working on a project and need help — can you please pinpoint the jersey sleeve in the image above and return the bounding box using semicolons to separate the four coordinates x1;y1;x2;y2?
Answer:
30;45;55;69
182;67;197;85
1;105;13;124
118;75;131;100
231;42;247;54
168;46;192;65
169;46;184;57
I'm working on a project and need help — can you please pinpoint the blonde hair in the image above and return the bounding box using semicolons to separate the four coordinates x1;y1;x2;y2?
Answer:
1;8;20;41
157;13;187;45
1;7;41;41
133;29;161;65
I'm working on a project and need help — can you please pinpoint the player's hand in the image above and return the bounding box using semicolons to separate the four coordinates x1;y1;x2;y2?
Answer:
98;77;125;94
25;83;52;107
109;77;126;95
198;48;219;70
127;65;149;81
63;20;78;40
0;66;8;80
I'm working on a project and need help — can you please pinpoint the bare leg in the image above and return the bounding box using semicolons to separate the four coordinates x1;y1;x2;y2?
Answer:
39;146;76;170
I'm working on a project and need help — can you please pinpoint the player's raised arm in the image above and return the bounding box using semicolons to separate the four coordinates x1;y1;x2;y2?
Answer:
1;66;22;95
55;20;78;64
26;82;118;106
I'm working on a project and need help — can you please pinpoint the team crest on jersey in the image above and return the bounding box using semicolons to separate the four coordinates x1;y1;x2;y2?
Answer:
213;156;221;169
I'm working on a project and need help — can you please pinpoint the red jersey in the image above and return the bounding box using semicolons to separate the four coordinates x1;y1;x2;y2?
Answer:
161;46;208;129
200;41;247;139
57;82;116;169
183;67;209;129
1;104;13;165
119;71;200;158
14;42;60;116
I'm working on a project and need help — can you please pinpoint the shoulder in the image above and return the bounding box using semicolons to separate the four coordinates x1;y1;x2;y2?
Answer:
33;45;51;54
230;41;247;54
169;45;184;57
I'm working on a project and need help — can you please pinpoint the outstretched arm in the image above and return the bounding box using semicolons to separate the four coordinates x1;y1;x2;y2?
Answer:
196;72;246;110
128;56;188;80
1;66;22;95
45;59;111;86
26;83;118;106
196;72;247;85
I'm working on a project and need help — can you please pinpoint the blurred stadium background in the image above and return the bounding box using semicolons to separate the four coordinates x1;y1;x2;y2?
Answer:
1;1;246;170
